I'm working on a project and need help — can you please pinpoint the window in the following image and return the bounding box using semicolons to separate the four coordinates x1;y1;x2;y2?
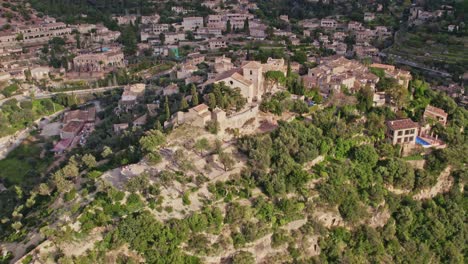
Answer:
404;137;408;142
409;136;414;142
250;70;253;75
410;129;415;134
405;130;410;135
229;80;233;85
397;138;401;143
398;131;403;136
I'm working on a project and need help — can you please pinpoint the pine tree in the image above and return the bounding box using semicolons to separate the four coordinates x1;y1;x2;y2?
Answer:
191;85;199;106
287;60;292;78
164;96;170;120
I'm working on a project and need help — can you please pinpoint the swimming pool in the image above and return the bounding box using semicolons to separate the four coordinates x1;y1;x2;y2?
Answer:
416;137;431;147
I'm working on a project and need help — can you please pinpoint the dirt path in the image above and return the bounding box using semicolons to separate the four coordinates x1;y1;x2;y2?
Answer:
3;232;43;264
281;219;307;231
367;207;391;228
312;208;345;228
202;233;287;264
385;184;411;195
413;166;453;200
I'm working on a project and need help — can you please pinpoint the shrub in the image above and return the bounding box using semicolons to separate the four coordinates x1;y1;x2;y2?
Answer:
182;192;191;205
205;120;219;134
64;188;77;202
87;170;103;179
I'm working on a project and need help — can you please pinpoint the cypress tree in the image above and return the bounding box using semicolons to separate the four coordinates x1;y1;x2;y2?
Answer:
191;85;199;106
165;96;170;120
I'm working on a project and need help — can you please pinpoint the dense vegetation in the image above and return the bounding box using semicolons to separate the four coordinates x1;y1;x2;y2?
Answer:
23;78;464;263
1;1;466;262
0;98;65;137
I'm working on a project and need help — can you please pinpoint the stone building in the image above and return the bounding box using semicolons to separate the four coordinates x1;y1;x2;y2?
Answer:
73;50;125;72
304;56;379;95
182;17;204;30
30;67;50;80
370;63;412;89
320;19;338;29
423;105;448;126
386;118;419;145
119;84;146;110
16;22;71;43
165;103;259;132
205;58;287;103
208;39;227;50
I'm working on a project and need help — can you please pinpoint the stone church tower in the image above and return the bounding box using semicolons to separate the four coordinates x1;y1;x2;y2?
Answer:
242;61;264;101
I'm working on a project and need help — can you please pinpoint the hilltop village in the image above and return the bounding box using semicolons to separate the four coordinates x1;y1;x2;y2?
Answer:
0;1;466;264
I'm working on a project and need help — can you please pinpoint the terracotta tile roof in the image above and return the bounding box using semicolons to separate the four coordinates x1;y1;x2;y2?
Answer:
52;138;73;152
191;103;209;112
214;68;242;82
424;105;448;118
63;108;96;123
230;72;253;86
242;61;262;69
133;114;148;125
62;121;84;133
386;118;419;130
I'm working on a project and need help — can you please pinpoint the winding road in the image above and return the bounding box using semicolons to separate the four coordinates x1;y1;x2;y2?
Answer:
0;85;123;106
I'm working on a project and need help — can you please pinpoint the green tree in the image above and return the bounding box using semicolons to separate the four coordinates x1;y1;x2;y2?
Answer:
205;120;220;134
219;152;235;171
351;145;378;167
264;71;286;92
207;93;217;109
232;251;255;264
180;97;189;111
388;84;409;110
139;129;166;153
15;33;24;41
38;183;52;196
82;154;97;169
121;24;137;55
243;18;249;34
226;20;232;34
191;85;199;106
165;96;171;121
126;173;150;193
101;146;113;158
357;85;374;112
292;50;307;64
194;138;210;156
159;33;165;45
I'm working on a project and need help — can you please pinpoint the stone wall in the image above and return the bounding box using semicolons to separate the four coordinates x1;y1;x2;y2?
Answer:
219;104;259;130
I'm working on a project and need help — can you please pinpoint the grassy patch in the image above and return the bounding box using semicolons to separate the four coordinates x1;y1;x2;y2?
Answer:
0;99;64;137
0;139;53;187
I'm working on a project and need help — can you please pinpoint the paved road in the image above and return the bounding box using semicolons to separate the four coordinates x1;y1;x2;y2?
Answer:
0;85;123;106
380;52;452;78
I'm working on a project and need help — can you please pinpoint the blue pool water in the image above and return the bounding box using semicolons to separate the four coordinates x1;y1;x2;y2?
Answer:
101;47;110;52
416;137;431;146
